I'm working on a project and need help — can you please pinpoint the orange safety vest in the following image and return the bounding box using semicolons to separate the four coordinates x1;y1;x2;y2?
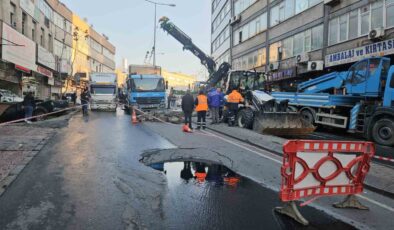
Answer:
227;90;244;103
196;95;208;112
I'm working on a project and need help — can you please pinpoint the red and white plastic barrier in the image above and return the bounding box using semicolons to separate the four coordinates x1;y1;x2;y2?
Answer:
280;140;375;202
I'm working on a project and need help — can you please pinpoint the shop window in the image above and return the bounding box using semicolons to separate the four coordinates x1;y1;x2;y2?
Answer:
371;1;384;29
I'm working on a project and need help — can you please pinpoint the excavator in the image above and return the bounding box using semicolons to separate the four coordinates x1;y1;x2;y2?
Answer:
159;16;315;136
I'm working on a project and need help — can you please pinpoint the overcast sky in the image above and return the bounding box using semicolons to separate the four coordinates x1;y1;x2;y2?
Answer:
61;0;211;79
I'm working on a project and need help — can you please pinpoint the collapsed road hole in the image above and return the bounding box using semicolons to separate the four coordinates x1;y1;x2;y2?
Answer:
147;161;356;230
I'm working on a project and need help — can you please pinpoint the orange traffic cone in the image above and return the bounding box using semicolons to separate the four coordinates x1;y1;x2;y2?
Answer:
182;124;192;133
131;109;138;124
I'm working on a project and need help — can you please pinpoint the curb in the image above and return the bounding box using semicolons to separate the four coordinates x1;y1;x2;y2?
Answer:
0;132;56;197
204;124;394;200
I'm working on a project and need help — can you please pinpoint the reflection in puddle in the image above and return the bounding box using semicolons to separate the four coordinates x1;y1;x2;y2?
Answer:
149;161;356;230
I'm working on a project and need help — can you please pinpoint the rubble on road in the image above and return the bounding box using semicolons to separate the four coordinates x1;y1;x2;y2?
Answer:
138;110;185;124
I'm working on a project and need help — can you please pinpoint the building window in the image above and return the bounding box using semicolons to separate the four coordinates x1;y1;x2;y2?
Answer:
212;1;230;33
233;12;267;46
348;10;358;39
48;34;53;52
329;0;394;46
270;0;323;27
282;37;293;59
360;6;370;35
339;14;348;42
387;0;394;27
10;3;16;27
269;42;280;63
234;0;258;15
293;32;304;56
32;20;37;41
295;0;309;14
371;1;383;29
311;24;323;50
40;28;45;47
22;13;27;35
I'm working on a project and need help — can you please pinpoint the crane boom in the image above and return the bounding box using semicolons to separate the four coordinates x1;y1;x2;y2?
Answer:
159;16;230;87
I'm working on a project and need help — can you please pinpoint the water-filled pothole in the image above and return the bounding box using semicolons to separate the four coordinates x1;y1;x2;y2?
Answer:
149;161;356;230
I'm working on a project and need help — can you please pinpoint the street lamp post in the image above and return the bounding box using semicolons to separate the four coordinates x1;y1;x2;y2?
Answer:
144;0;175;67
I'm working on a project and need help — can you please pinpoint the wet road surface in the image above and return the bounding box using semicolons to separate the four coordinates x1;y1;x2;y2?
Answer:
0;111;356;229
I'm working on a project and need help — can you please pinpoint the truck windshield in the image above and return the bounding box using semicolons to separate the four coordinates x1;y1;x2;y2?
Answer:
131;78;165;92
91;86;116;94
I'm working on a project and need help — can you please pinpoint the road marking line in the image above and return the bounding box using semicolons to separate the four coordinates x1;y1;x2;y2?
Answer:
357;195;394;212
201;130;282;164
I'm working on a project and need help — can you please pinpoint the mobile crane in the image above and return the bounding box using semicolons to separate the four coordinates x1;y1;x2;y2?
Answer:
159;16;315;136
272;57;394;146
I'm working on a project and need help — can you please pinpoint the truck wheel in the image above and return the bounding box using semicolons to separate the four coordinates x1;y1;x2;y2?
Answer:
237;109;254;129
301;109;314;124
372;118;394;146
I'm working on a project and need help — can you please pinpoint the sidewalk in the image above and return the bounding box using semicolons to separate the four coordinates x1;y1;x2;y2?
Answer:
0;125;57;197
205;121;394;197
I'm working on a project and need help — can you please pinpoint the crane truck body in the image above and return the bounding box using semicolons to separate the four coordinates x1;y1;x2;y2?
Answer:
272;57;394;146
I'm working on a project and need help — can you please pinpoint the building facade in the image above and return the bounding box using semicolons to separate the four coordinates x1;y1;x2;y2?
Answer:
0;0;116;100
212;0;394;91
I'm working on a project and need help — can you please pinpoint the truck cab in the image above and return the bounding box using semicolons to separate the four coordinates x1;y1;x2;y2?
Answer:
125;74;166;111
90;73;118;111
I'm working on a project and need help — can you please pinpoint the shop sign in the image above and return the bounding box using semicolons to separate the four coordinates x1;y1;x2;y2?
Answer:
59;58;71;74
20;0;40;21
37;45;56;70
47;77;54;86
267;68;296;82
37;65;53;78
2;22;36;71
325;38;394;67
54;80;63;87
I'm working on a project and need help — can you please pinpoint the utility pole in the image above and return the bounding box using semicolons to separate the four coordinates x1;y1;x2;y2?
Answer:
144;0;175;67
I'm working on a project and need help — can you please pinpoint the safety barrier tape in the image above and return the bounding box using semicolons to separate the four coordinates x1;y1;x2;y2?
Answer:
0;104;84;127
373;155;394;163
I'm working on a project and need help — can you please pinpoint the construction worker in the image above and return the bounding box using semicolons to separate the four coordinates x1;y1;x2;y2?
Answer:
181;89;194;130
195;90;208;130
226;88;244;127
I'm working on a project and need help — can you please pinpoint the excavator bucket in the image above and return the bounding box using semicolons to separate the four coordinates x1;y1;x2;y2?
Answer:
253;112;316;136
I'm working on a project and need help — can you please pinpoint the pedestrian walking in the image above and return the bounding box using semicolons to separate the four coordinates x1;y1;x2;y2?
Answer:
80;87;91;115
23;92;35;123
226;88;244;127
71;91;77;105
218;88;225;121
181;90;194;130
168;87;174;109
195;90;208;130
207;88;221;124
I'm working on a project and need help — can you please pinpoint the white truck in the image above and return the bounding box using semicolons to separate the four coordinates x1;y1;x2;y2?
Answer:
89;73;118;111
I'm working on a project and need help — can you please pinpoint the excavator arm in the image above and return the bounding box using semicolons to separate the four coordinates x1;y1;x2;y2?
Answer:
159;16;230;87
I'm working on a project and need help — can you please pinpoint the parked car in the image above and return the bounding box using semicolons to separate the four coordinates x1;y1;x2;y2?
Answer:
0;89;23;103
0;100;56;123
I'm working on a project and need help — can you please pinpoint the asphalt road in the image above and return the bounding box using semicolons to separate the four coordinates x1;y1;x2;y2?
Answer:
0;111;374;229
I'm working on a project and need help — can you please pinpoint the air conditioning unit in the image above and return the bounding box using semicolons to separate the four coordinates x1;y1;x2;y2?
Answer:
269;62;279;71
229;15;241;26
307;61;324;71
324;0;340;5
296;52;310;64
368;27;385;40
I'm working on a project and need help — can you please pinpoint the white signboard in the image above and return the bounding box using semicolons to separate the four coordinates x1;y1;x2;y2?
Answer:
2;22;36;71
60;59;71;74
38;45;56;70
325;38;394;67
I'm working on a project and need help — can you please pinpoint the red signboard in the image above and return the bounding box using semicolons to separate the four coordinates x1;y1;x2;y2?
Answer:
37;65;53;78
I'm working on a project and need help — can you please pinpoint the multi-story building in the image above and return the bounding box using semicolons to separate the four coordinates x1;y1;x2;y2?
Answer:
211;0;232;65
212;0;394;91
0;0;116;100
